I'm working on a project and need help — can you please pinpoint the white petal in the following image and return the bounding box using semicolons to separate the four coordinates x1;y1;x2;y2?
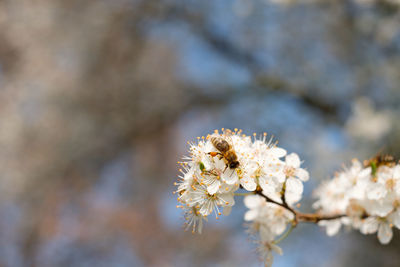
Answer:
205;141;216;152
183;167;195;181
221;168;239;185
285;177;303;204
286;177;303;195
359;167;372;179
214;158;226;170
285;192;302;205
207;180;221;195
264;252;273;267
244;209;258;221
269;147;287;158
360;217;379;234
285;153;301;168
244;195;263;209
378;222;393;244
260;225;274;241
270;243;283;255
197;219;203;234
366;183;387;200
393;209;400;229
271;220;287;235
295;168;309;181
199;201;213;216
201;155;214;170
393;165;400;179
223;206;232;216
366;199;394;217
240;176;257;191
259;179;279;196
319;220;341;236
274;171;286;183
218;193;235;207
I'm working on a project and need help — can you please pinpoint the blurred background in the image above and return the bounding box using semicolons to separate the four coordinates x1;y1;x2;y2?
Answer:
0;0;400;266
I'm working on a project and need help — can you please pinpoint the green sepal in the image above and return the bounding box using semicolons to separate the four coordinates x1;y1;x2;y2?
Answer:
371;161;377;176
199;162;206;172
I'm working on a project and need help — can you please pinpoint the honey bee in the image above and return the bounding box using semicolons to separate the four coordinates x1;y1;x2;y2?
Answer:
209;135;240;170
364;153;396;168
364;153;397;177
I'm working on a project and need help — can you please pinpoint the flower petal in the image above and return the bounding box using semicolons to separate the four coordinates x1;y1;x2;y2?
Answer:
393;209;400;229
295;168;309;181
393;165;400;179
259;176;279;195
206;180;220;195
218;193;235;207
240;176;257;191
378;222;393;245
269;147;287;158
286;153;300;168
360;217;379;234
319;219;341;236
244;195;263;209
221;168;239;185
244;209;258;221
366;183;386;200
286;177;303;195
223;206;232;216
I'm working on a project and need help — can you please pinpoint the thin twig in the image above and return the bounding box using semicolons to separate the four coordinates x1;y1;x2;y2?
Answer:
254;190;345;224
273;223;295;244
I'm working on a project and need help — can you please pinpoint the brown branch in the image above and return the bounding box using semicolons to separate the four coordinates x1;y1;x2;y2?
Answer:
254;190;346;225
296;212;346;223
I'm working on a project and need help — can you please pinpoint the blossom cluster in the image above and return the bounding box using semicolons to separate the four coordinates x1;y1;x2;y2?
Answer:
175;129;309;239
314;158;400;244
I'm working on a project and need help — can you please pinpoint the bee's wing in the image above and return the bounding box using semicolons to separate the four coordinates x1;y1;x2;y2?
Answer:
222;130;234;149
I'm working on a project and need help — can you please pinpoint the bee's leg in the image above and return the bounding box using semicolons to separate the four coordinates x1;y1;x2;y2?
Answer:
208;152;223;158
223;165;228;173
222;165;235;177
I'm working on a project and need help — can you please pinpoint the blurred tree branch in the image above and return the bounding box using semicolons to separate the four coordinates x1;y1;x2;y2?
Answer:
162;5;342;122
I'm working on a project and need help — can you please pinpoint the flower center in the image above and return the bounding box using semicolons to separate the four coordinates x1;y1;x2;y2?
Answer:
284;166;296;177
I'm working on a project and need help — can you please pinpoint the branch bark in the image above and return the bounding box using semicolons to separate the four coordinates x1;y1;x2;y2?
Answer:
254;190;346;225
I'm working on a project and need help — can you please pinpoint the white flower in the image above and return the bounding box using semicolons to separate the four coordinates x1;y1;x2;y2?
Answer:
318;219;342;236
284;153;309;181
199;158;239;194
258;242;283;267
391;208;400;229
283;153;308;205
244;195;293;242
176;128;308;259
360;217;393;244
314;158;400;244
184;207;207;234
187;184;235;217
